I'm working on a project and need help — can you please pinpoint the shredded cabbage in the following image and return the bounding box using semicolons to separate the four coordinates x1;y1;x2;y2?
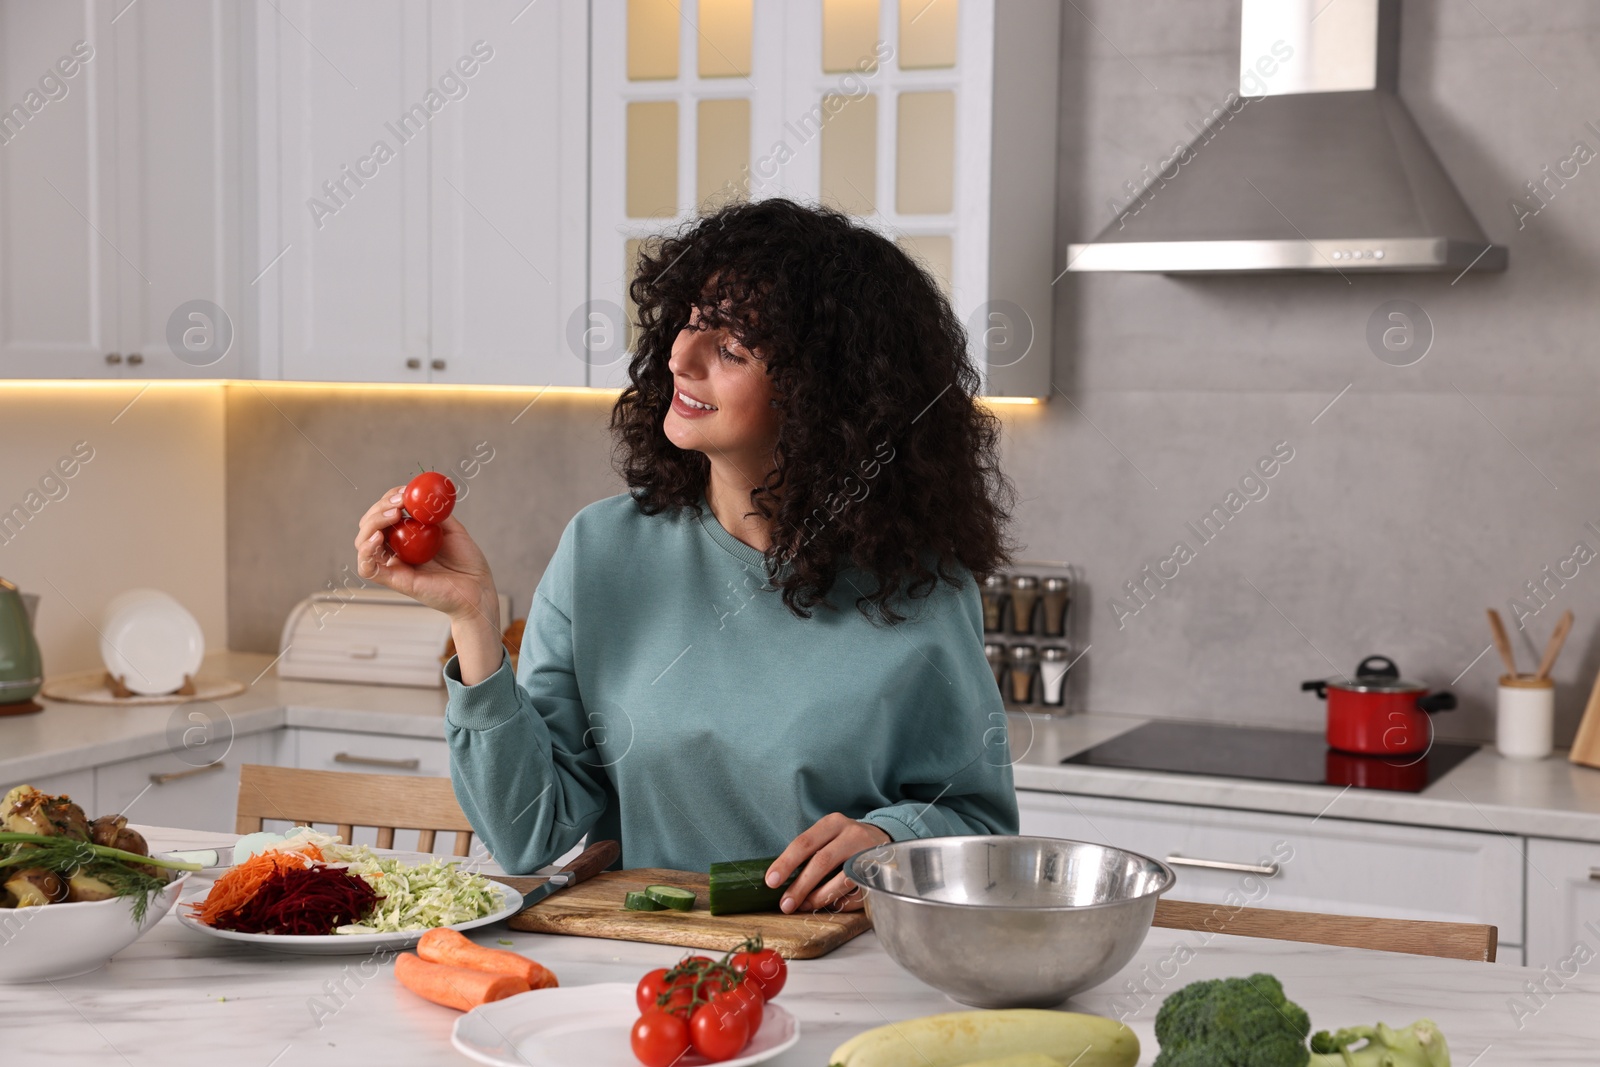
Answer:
321;844;502;934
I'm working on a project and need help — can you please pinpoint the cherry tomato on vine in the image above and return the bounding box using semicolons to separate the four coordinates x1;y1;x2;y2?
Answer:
403;471;456;524
689;1000;750;1061
714;981;763;1037
636;968;671;1014
386;517;441;565
730;947;787;1000
630;1009;690;1067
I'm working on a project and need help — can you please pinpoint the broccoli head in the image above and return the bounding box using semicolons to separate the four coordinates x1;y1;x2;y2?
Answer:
1309;1020;1451;1066
1152;972;1312;1067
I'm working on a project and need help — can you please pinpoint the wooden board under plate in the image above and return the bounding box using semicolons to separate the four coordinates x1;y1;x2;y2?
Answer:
502;868;870;960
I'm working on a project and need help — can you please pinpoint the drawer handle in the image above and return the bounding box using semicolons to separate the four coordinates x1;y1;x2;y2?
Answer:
149;762;226;786
1165;854;1280;877
1589;868;1600;882
334;752;420;770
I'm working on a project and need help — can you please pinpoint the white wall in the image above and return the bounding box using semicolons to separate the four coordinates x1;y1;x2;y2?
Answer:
0;383;228;675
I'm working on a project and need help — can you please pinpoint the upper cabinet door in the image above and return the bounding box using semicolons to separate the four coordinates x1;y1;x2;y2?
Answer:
0;2;120;378
427;0;587;387
268;0;431;383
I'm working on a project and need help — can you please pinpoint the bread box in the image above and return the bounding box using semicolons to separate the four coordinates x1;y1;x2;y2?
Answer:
277;587;511;688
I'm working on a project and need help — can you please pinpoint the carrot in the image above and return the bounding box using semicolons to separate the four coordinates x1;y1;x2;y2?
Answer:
186;847;323;927
394;951;530;1011
417;927;559;989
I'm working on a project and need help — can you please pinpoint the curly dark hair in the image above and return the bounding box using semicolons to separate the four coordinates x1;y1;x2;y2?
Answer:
611;198;1017;624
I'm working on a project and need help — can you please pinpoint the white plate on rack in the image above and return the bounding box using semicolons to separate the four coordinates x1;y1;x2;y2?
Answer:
175;883;523;955
453;982;799;1067
99;589;205;695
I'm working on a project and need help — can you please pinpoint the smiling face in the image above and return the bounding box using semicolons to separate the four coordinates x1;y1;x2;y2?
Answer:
663;306;782;485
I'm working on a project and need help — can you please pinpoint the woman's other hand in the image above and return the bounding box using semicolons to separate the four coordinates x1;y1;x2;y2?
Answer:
353;485;499;630
766;813;891;913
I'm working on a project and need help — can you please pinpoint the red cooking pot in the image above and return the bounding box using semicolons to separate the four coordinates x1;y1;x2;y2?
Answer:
1301;655;1457;756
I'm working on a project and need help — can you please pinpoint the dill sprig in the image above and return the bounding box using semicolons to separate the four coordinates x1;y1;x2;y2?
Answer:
0;832;202;925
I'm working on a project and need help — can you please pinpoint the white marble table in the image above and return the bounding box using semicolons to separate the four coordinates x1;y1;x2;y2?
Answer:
6;826;1597;1065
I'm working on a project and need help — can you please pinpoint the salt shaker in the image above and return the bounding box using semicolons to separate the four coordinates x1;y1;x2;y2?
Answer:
1039;646;1069;707
1040;576;1070;638
1007;644;1038;704
980;575;1009;633
1497;673;1554;760
1008;575;1040;635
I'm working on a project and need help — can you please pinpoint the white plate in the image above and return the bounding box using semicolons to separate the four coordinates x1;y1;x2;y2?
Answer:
453;982;799;1067
175;883;524;955
99;589;205;695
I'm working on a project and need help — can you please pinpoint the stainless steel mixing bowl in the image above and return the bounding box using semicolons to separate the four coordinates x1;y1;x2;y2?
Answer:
844;835;1176;1009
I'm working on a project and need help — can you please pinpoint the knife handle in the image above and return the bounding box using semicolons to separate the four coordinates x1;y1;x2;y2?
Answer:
556;839;620;885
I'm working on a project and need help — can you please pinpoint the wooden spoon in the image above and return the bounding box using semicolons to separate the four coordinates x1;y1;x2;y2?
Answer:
1486;609;1518;677
1535;609;1575;681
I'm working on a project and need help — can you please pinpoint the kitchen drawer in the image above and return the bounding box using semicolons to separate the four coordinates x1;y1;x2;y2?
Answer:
1017;790;1523;944
96;735;266;834
292;728;450;777
1526;838;1600;970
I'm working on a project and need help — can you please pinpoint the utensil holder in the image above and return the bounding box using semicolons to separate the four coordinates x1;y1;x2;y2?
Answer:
1497;674;1554;760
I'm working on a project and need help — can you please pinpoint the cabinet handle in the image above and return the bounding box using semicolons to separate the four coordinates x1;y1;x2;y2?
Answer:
406;358;422;369
149;761;226;786
105;352;123;365
334;752;420;770
1165;854;1280;877
126;353;144;365
431;359;446;371
1589;868;1600;882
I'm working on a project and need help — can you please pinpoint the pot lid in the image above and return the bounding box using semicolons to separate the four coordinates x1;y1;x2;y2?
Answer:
1328;675;1427;693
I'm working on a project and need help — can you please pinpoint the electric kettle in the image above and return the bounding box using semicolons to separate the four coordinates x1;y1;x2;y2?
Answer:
0;577;43;713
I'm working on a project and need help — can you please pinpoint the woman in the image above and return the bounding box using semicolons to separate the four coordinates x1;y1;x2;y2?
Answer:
354;198;1019;914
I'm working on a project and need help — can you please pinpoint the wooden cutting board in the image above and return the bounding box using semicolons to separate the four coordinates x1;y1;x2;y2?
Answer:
502;868;871;959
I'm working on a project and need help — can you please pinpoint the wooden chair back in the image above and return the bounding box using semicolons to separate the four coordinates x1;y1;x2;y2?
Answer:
235;764;477;857
1153;898;1497;962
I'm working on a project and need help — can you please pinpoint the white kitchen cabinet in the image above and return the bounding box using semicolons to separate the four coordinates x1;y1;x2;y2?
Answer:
1526;837;1600;971
261;0;585;385
0;0;243;379
291;727;450;777
95;733;266;834
588;0;1058;396
1017;790;1525;947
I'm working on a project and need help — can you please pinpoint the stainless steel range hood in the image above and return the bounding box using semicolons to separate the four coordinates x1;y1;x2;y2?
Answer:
1066;0;1506;275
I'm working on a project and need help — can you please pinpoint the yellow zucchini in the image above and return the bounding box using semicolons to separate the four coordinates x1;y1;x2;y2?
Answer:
957;1055;1065;1067
826;1009;1139;1067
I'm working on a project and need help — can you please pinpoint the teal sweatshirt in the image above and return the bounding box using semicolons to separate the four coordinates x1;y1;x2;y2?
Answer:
442;492;1017;874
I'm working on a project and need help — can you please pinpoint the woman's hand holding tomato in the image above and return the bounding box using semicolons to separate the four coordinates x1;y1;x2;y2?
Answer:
353;482;499;629
765;812;891;913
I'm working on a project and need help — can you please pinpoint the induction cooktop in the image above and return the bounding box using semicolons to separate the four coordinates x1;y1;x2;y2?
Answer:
1063;721;1480;793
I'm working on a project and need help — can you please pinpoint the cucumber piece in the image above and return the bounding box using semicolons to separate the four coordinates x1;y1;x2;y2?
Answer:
624;890;666;911
644;884;696;911
707;856;794;916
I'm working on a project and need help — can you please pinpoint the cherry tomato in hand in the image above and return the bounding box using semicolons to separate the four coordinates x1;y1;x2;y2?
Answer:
730;948;787;1000
386;518;441;565
636;968;670;1014
404;471;457;524
630;1009;690;1067
689;1000;750;1061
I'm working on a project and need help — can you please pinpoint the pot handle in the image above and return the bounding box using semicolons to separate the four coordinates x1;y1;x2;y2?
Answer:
1417;691;1457;714
1301;680;1328;699
1357;655;1401;679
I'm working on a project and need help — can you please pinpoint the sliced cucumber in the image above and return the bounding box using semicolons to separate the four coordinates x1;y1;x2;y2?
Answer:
624;890;666;911
707;856;794;916
644;884;697;912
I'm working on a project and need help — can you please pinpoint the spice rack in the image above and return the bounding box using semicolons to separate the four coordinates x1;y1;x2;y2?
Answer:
981;559;1078;715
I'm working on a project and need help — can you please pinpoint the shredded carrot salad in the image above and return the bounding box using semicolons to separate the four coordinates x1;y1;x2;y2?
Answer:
186;845;324;927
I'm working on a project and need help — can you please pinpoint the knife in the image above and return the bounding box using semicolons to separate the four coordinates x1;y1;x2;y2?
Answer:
487;839;621;912
165;847;233;869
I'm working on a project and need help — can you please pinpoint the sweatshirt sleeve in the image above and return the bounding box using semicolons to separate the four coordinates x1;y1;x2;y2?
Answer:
857;579;1020;843
443;522;608;874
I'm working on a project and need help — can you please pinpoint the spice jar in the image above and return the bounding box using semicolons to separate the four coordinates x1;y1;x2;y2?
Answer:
1040;576;1071;638
980;575;1009;633
1008;575;1040;635
1007;644;1038;704
984;643;1008;693
1039;646;1069;707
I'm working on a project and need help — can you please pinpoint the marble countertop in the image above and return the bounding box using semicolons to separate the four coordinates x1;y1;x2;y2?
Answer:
6;825;1594;1066
9;650;1600;844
